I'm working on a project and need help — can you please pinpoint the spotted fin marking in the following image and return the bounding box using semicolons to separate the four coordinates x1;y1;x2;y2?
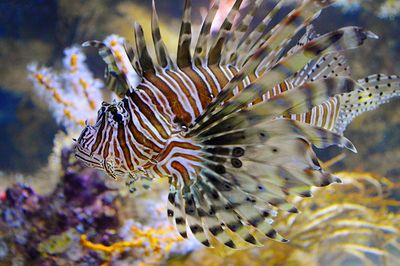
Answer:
290;53;351;87
284;74;400;134
193;179;263;248
334;74;400;134
168;116;350;248
287;24;320;56
76;0;400;250
261;24;321;72
167;75;361;247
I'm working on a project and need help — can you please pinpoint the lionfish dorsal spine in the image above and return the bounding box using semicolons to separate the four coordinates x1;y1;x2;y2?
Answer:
191;0;333;129
221;0;264;65
235;0;285;67
151;0;173;68
207;0;243;66
177;0;193;69
193;0;220;66
134;22;156;74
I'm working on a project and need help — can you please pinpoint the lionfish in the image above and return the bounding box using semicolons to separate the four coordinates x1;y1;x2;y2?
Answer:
75;0;400;248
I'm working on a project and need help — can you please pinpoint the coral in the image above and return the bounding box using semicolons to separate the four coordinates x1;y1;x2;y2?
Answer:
0;144;197;265
28;46;104;132
0;147;119;265
80;222;184;266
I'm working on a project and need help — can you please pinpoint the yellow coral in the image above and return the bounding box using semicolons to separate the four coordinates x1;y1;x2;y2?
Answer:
81;223;184;265
80;234;145;253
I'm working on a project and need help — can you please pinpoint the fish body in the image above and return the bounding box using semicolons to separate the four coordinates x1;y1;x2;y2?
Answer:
75;0;400;248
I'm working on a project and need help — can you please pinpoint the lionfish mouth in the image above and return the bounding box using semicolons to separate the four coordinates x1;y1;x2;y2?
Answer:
74;143;126;180
74;143;103;170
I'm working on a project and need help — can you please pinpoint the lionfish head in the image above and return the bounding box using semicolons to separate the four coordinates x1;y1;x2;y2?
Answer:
75;99;131;179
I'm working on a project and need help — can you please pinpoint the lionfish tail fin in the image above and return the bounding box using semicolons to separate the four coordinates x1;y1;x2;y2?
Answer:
334;74;400;134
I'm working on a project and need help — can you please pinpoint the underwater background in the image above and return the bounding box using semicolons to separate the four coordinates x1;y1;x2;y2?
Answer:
0;0;399;265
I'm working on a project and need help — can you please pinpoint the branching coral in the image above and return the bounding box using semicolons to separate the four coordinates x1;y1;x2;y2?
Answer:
80;223;184;266
28;46;103;131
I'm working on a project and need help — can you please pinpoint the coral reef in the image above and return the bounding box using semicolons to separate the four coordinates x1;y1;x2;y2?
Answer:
0;145;193;265
0;147;118;265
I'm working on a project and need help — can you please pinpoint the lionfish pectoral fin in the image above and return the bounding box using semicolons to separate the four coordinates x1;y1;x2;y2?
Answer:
167;108;355;248
166;74;367;248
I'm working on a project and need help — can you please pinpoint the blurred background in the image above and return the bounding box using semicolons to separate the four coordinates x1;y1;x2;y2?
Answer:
0;0;399;265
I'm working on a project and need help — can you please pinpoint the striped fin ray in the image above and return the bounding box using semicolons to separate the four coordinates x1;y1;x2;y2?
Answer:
208;0;244;66
190;1;343;130
151;0;173;68
284;96;342;132
134;22;156;73
236;0;286;68
168;189;190;239
253;7;324;73
222;0;264;65
285;74;400;134
189;27;374;136
192;180;244;248
193;177;264;247
82;40;130;98
290;53;351;87
260;24;321;72
198;115;356;152
240;0;323;69
123;41;143;76
181;190;211;246
199;169;288;244
199;133;342;194
286;24;320;56
75;0;400;251
177;0;193;68
169;117;351;247
193;0;220;66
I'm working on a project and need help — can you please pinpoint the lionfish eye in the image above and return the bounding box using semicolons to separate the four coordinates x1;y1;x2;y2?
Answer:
106;103;130;127
113;113;123;123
